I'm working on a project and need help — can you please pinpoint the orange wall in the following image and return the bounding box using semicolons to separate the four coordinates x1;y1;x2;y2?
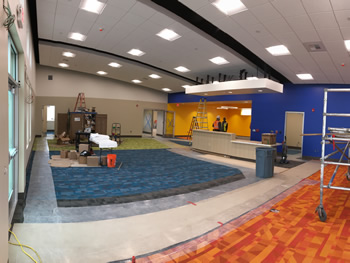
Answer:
168;103;251;137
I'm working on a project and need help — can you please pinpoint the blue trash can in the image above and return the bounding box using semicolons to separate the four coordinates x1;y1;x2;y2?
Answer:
256;147;274;178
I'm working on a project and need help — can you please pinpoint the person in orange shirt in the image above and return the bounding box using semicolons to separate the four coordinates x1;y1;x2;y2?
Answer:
212;115;221;131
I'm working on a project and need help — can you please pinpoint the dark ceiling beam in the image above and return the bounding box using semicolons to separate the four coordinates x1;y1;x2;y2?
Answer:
149;0;291;84
28;0;40;64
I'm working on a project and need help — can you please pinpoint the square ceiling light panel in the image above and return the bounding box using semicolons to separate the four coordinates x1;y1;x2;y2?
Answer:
149;74;161;79
58;63;69;68
174;66;190;72
128;49;145;56
156;29;181;41
68;32;87;41
266;45;291;56
296;74;313;80
209;56;229;65
212;0;247;16
345;40;350;52
108;62;122;68
62;52;76;58
79;0;106;14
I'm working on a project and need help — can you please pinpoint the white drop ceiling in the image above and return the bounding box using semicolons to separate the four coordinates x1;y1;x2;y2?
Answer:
35;0;350;94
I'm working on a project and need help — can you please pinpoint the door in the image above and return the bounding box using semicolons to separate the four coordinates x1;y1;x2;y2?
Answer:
285;112;304;148
8;77;18;221
42;106;47;135
143;109;153;134
164;111;175;138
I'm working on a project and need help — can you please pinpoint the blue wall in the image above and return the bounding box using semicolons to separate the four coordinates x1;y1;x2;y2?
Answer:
169;83;350;158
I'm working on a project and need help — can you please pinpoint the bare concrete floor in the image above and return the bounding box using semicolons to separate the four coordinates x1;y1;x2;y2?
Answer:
9;137;320;263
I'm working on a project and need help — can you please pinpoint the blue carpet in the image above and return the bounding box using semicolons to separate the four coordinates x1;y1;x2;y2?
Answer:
49;149;244;206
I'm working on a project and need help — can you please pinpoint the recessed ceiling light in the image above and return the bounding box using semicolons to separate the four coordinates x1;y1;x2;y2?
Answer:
241;108;252;116
162;88;172;92
297;73;313;80
68;32;87;41
228;91;233;94
247;77;258;80
79;0;106;14
266;45;291;56
345;40;350;52
108;62;122;68
97;71;107;75
182;85;191;88
62;52;76;58
128;49;145;56
156;29;181;41
258;90;263;92
132;79;142;84
209;56;229;65
149;74;161;79
174;66;190;72
213;81;220;84
58;63;69;68
212;0;247;16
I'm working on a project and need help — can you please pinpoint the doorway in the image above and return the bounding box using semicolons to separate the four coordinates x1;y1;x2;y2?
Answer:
42;105;55;137
284;111;304;151
143;109;174;138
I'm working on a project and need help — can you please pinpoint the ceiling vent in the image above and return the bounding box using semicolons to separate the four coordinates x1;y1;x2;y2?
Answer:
303;42;327;52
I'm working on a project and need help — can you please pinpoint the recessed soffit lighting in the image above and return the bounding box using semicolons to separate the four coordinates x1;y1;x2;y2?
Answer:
149;74;161;79
182;85;191;88
266;45;291;56
247;77;258;80
128;49;145;56
68;32;87;41
132;79;142;84
156;29;181;41
108;62;122;68
297;73;313;80
79;0;106;14
62;52;76;58
209;56;229;65
97;71;107;75
241;108;252;116
174;66;190;72
212;0;247;16
162;88;172;92
345;40;350;52
58;63;69;68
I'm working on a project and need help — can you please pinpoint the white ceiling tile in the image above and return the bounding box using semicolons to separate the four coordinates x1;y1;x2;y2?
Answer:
149;12;176;27
232;11;261;26
341;27;350;39
317;28;343;42
98;6;127;25
37;12;55;39
71;18;95;35
330;0;350;11
275;31;302;46
37;0;57;13
56;2;78;17
196;4;226;23
263;18;293;35
309;12;338;30
106;0;137;10
75;9;99;23
322;41;348;59
244;24;280;46
301;0;332;13
277;56;304;73
179;0;209;11
121;12;147;27
285;15;315;32
271;0;307;17
250;3;282;23
310;72;329;83
295;30;320;42
56;0;80;7
334;10;350;28
311;52;343;82
139;21;165;34
241;0;270;8
129;2;157;19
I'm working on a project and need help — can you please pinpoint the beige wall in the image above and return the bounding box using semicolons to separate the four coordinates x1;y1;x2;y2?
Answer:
36;65;167;103
35;97;167;136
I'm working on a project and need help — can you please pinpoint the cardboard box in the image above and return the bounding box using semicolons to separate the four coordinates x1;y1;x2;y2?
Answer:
262;133;276;145
87;156;99;167
78;156;87;164
60;150;68;158
68;150;78;160
101;156;107;166
79;144;90;154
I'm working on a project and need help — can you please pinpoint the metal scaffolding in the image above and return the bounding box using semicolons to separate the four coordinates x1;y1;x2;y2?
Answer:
316;88;350;222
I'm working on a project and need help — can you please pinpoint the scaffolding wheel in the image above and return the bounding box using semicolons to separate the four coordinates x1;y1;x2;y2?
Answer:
316;206;327;222
347;173;350;181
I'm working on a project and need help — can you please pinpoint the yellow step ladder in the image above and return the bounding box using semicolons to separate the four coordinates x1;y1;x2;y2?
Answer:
187;116;199;140
196;98;209;130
